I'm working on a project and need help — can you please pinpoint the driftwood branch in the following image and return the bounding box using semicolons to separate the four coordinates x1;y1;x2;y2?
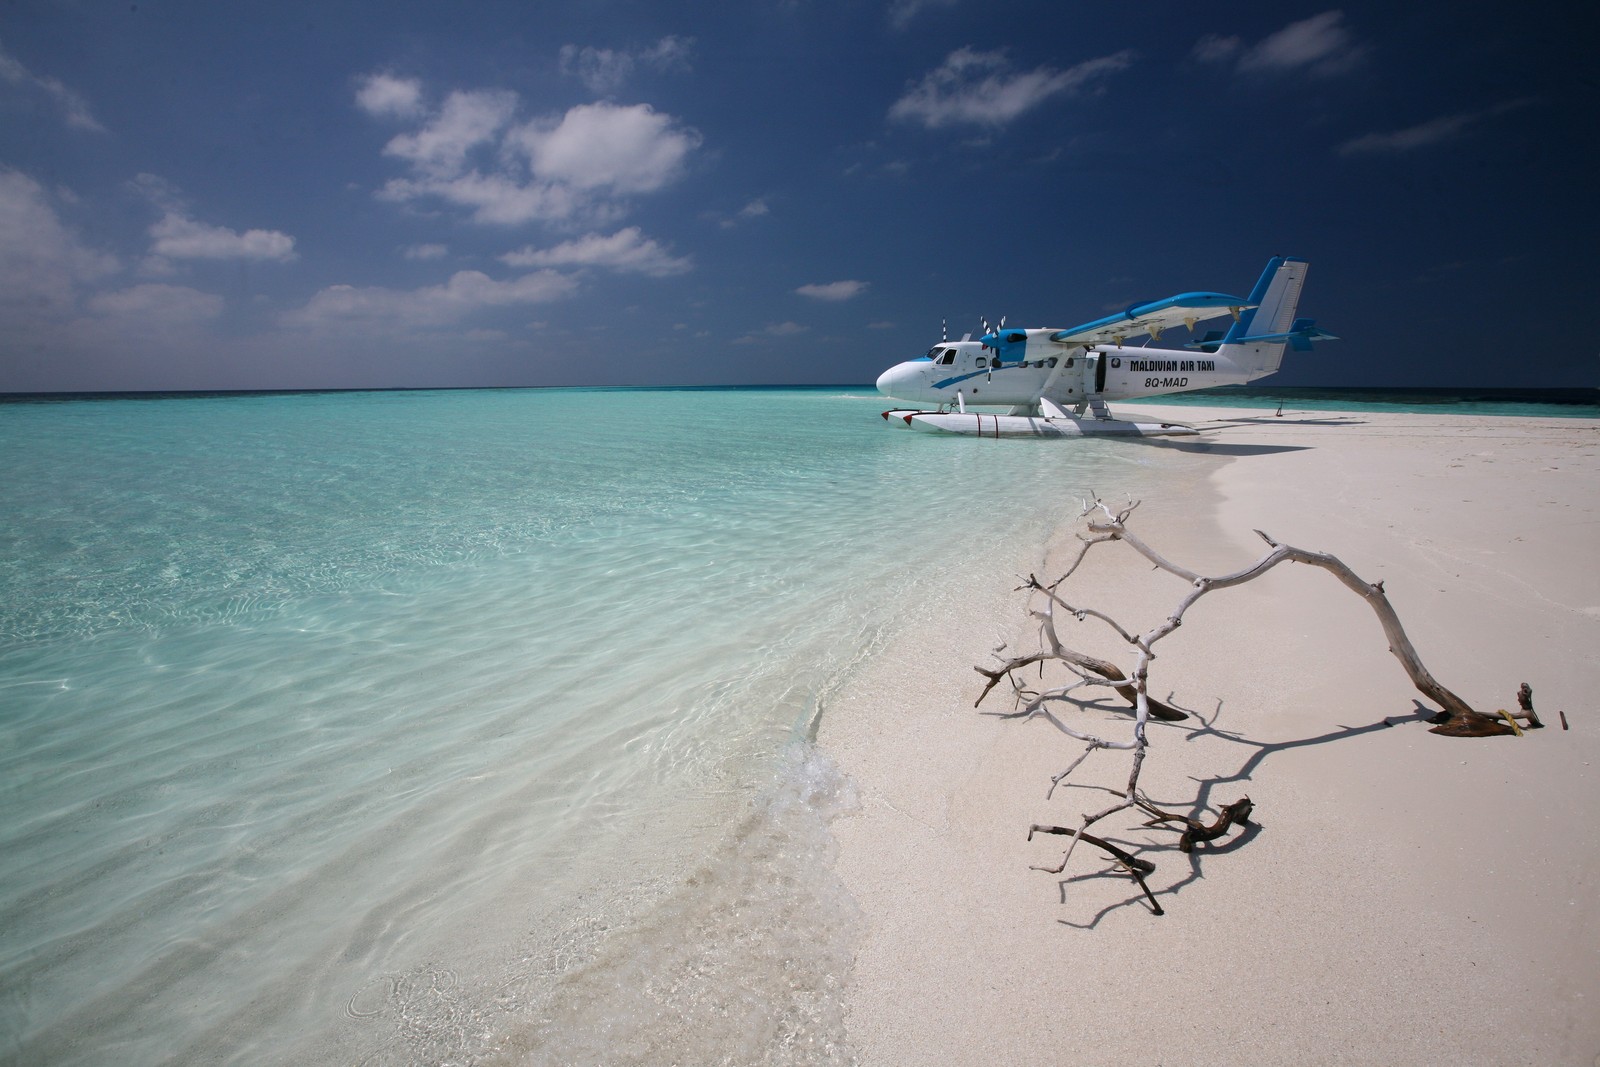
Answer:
983;496;1528;916
1027;824;1163;915
1140;797;1255;853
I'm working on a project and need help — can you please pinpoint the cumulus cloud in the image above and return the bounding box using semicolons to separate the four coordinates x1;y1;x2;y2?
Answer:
499;227;691;276
559;36;694;93
149;213;297;262
510;103;700;194
1337;99;1534;155
383;89;519;178
359;74;702;226
378;171;585;227
0;168;119;318
128;173;297;264
0;40;106;132
1195;11;1366;77
356;73;425;118
796;280;869;301
889;47;1135;128
284;269;578;330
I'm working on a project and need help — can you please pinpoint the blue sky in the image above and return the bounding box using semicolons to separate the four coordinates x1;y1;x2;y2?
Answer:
1;2;1590;392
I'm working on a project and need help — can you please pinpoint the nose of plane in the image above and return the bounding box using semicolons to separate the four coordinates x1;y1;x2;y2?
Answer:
875;362;909;398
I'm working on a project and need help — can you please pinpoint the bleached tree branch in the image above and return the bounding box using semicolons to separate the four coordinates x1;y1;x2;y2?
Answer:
981;497;1526;916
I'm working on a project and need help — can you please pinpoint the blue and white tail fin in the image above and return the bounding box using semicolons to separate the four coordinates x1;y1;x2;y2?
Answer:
1213;256;1333;378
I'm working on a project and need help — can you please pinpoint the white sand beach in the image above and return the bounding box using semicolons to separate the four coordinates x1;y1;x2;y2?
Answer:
819;405;1600;1065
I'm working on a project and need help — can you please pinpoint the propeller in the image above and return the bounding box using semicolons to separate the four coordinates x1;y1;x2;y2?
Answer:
979;315;1006;351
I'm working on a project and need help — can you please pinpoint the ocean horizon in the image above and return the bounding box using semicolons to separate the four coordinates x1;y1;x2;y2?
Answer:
6;383;1598;418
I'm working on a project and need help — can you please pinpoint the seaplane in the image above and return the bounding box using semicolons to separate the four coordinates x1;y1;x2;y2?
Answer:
876;255;1336;437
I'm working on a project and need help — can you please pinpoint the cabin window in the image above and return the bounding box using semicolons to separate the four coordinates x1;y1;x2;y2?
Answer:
1049;357;1060;368
975;357;988;368
1060;358;1070;368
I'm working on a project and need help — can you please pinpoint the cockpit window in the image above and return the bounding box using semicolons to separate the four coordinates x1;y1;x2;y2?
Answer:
937;349;956;365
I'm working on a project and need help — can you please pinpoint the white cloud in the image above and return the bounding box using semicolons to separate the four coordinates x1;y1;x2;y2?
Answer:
128;172;185;212
402;243;449;260
360;78;702;226
509;102;701;194
0;168;119;318
559;46;633;95
0;41;106;132
499;227;691;276
383;89;518;178
88;283;223;323
710;197;771;229
732;321;810;344
136;254;180;279
796;280;869;301
283;269;578;330
559;36;695;93
356;73;425;118
1198;11;1366;77
149;212;297;262
1337;99;1534;156
128;174;297;263
378;171;585;226
888;0;958;31
642;36;694;71
889;47;1135;128
1191;34;1242;64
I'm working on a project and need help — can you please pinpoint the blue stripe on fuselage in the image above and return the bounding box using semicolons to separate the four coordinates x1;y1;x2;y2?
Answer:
933;369;1000;389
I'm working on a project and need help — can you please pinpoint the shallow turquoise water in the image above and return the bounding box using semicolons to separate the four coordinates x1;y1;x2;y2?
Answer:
0;387;1211;1065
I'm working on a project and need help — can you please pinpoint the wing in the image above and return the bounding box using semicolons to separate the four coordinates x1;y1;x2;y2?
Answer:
1047;290;1252;347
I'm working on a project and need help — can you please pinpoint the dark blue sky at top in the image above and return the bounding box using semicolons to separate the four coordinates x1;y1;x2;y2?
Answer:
1;1;1593;392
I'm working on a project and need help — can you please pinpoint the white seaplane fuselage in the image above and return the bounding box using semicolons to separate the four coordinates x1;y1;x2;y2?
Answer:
877;340;1254;408
874;341;1256;437
874;256;1331;437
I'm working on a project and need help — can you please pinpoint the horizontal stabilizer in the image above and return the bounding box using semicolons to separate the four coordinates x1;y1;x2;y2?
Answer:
1187;318;1337;352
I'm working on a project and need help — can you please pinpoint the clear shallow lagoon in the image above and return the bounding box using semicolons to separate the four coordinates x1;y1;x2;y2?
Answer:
1;387;1210;1065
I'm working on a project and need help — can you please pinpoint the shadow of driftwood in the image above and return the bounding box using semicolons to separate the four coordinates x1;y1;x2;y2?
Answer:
1030;691;1441;926
1052;817;1267;930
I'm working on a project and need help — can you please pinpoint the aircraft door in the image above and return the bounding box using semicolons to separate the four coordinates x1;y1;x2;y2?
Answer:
1087;352;1107;394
